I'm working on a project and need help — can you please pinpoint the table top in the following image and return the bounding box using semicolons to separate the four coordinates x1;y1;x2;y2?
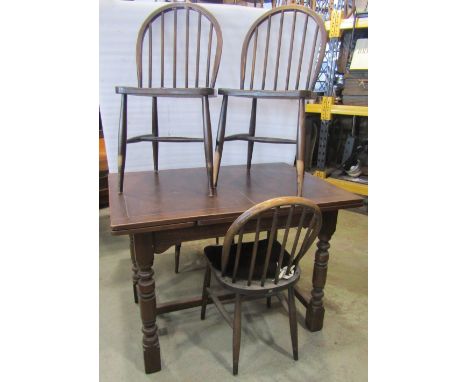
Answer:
109;163;364;235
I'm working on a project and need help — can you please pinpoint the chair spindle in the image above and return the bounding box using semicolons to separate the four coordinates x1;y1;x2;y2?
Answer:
247;217;262;286
305;26;319;90
161;12;164;87
295;14;308;90
273;11;284;91
249;28;258;90
261;207;279;286
261;15;272;90
148;25;152;87
291;213;319;273
173;8;177;88
232;227;244;283
285;10;297;90
185;9;189;88
206;24;213;87
288;206;307;261
195;12;201;87
274;205;295;284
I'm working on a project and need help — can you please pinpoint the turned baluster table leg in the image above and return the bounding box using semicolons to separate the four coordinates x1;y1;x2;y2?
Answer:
306;210;338;332
133;233;161;373
129;235;139;304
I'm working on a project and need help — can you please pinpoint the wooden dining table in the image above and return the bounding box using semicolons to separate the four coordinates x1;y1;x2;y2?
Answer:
108;162;364;373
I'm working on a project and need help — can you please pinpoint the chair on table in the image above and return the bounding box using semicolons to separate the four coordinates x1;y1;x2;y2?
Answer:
117;3;222;283
115;3;223;197
200;196;322;375
212;5;326;196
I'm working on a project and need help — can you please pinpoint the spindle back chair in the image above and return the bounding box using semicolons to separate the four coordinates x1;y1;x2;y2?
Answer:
201;196;322;375
212;5;327;196
115;3;223;196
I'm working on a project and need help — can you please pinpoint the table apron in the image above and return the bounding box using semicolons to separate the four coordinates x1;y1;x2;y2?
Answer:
152;212;315;254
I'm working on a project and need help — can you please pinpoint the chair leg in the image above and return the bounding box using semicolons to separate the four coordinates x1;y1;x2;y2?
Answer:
266;296;272;308
288;286;299;361
233;293;242;375
118;94;128;193
201;264;211;320
296;98;306;197
213;95;228;187
174;243;181;273
151;97;159;172
201;95;215;196
246;98;257;170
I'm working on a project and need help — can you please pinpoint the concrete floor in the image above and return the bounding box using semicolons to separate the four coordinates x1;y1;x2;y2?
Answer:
100;208;367;381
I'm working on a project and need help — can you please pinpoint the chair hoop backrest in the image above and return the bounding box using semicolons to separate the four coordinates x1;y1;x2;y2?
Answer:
239;5;327;91
221;196;322;286
136;3;223;89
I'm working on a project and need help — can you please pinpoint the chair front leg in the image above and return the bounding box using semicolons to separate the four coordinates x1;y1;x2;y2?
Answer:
213;95;228;187
118;94;128;193
296;98;306;197
201;95;215;196
246;98;257;170
233;293;242;375
288;285;299;361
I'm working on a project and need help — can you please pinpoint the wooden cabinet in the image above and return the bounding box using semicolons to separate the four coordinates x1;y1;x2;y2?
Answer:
99;112;109;208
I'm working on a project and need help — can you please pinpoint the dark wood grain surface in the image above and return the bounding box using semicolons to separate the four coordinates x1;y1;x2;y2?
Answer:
109;162;363;234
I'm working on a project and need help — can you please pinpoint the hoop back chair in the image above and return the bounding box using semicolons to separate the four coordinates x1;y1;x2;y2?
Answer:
212;5;326;197
116;3;223;196
200;196;322;375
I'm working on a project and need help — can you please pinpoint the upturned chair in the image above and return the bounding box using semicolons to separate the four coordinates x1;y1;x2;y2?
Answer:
115;3;223;196
200;196;322;375
212;5;326;196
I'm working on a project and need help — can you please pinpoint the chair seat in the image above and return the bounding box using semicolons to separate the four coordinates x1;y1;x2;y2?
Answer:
218;88;313;99
204;239;300;294
115;86;215;98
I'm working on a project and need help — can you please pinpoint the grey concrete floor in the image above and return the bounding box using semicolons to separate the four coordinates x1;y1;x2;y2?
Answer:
100;208;367;381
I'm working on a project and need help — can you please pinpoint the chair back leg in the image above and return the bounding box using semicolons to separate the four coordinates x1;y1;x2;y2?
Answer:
246;98;258;170
233;293;242;375
151;97;159;172
213;95;228;187
201;264;211;320
174;243;181;273
288;285;299;360
201;96;215;196
118;94;128;193
296;98;306;196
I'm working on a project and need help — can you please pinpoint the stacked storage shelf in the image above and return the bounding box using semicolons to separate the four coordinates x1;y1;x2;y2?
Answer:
306;7;368;196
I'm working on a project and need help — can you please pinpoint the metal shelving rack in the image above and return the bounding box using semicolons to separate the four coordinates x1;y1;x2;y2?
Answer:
306;0;368;196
